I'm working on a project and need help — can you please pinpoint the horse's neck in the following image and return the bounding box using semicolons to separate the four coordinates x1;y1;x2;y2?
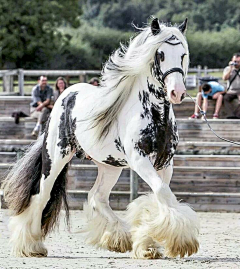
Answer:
133;75;173;116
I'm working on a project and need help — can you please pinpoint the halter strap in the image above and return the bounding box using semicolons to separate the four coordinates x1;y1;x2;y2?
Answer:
162;67;185;82
154;52;185;85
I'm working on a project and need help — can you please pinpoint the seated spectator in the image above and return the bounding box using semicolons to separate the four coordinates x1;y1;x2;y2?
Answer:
222;53;240;118
47;77;68;110
30;76;53;137
189;81;225;119
89;77;100;86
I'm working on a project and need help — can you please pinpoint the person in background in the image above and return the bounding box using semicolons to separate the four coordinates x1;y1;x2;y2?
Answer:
47;76;68;110
30;76;53;137
89;77;100;86
222;53;240;118
189;81;225;119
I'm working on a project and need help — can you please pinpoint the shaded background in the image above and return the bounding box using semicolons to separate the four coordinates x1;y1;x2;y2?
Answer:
0;0;239;70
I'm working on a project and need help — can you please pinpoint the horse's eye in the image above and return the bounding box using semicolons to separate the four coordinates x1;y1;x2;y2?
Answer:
157;51;165;62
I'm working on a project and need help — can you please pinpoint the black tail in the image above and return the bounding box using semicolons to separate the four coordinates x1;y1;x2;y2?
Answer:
2;135;44;214
41;163;69;237
1;134;70;237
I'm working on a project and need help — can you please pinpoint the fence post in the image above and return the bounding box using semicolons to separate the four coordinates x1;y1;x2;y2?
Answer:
18;69;24;96
197;65;202;88
3;75;14;92
130;169;138;201
204;66;208;76
79;74;85;83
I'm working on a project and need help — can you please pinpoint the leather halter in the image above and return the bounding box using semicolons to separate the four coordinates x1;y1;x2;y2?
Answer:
154;40;186;85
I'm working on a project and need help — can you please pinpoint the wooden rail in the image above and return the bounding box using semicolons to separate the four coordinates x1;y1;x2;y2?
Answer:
0;67;224;96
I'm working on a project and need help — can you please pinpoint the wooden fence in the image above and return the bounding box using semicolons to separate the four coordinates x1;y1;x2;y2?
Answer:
0;66;223;95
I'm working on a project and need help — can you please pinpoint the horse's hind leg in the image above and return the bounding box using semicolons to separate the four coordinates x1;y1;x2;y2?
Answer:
83;162;132;252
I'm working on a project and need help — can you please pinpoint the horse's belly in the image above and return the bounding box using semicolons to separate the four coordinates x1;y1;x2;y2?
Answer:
75;123;128;167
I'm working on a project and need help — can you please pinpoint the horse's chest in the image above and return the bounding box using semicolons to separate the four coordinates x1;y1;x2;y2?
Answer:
136;118;178;169
135;97;179;170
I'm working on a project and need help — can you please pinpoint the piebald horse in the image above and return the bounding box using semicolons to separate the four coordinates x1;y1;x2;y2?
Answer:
2;18;199;259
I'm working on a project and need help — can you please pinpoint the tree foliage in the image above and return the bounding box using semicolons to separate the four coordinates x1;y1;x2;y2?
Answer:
83;0;240;32
0;0;81;68
1;0;240;69
57;24;131;70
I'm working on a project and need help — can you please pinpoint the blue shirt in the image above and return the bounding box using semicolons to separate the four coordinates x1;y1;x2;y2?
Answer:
202;81;224;98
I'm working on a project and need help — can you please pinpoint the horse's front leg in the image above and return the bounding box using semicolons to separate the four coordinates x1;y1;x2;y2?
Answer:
126;151;199;259
83;161;132;253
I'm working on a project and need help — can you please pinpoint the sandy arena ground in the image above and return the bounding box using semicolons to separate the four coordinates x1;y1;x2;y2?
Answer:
0;209;239;269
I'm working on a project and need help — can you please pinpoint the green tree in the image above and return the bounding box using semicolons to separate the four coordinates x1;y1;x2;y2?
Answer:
0;0;81;68
59;24;132;70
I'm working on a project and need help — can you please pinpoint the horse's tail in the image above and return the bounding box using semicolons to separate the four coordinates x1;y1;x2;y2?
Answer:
1;134;69;237
41;163;69;237
2;135;44;215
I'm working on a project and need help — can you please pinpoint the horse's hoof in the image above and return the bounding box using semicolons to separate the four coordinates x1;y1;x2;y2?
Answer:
101;231;132;253
15;246;48;258
165;239;199;258
29;250;48;258
132;246;163;259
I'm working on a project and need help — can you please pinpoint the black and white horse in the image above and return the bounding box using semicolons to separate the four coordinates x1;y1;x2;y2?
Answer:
2;18;199;259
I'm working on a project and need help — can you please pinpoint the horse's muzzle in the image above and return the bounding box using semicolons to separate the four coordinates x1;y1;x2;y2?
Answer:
170;89;186;104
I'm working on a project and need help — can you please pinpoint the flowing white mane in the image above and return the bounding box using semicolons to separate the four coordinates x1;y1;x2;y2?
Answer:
91;23;189;141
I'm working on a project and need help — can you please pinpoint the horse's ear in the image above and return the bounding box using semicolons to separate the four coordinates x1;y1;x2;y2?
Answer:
151;18;161;36
179;18;188;34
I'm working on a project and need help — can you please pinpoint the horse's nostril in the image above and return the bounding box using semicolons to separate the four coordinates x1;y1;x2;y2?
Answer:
171;90;177;98
181;93;185;101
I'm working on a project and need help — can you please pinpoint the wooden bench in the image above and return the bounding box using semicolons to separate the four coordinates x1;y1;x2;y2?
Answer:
66;190;240;212
0;117;239;141
176;141;240;155
0;96;31;117
0;189;3;209
0;117;36;139
0;95;236;119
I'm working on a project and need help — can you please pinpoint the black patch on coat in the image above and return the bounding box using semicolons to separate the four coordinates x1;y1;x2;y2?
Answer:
138;91;142;102
135;82;178;170
57;92;81;158
114;137;125;154
102;155;127;167
148;81;166;100
42;117;52;179
140;90;151;119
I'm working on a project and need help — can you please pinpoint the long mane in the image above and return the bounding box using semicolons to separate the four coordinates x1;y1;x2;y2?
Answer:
90;23;189;141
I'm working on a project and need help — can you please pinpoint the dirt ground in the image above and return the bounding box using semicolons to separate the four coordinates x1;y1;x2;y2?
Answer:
0;209;239;269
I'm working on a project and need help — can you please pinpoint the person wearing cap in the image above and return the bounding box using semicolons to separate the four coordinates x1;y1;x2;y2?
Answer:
189;81;225;119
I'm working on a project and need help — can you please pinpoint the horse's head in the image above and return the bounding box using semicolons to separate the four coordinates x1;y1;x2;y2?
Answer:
151;18;189;104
